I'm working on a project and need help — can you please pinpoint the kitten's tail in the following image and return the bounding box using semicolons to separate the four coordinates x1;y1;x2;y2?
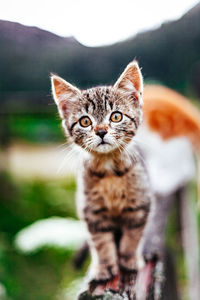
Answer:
143;85;200;207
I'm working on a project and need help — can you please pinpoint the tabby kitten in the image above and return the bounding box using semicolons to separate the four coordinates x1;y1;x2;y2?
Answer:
51;61;152;287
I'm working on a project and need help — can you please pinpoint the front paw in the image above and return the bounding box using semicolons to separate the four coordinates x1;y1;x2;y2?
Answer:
89;265;119;295
119;253;137;272
93;264;119;282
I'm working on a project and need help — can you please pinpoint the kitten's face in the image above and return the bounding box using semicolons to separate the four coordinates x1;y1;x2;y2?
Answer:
51;61;143;154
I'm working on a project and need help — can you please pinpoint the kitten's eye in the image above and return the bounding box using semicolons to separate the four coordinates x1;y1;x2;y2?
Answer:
110;111;123;123
79;116;92;127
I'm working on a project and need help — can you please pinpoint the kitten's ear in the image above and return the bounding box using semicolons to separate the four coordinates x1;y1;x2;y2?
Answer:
51;74;81;117
114;60;143;105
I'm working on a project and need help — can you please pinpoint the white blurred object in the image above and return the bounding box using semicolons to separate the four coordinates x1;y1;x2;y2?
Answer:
0;283;7;299
7;143;80;179
136;126;196;196
15;217;88;253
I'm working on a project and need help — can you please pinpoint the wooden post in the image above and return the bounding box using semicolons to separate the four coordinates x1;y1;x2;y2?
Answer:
78;290;127;300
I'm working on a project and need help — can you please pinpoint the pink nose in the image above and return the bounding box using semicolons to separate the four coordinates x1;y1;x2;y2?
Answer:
96;129;107;139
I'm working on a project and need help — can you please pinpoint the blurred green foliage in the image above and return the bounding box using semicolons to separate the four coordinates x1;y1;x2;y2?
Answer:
0;114;64;145
0;172;77;235
8;114;63;143
0;172;88;300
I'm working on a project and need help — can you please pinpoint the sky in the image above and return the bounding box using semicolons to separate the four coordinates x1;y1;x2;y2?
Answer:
0;0;199;47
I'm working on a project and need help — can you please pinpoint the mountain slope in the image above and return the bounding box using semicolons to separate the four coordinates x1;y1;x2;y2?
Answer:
0;2;200;97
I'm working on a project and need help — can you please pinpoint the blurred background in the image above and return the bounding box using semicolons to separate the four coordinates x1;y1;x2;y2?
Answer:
0;0;200;299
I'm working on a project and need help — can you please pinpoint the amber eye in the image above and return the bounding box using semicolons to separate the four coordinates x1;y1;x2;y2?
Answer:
110;111;123;123
79;116;92;127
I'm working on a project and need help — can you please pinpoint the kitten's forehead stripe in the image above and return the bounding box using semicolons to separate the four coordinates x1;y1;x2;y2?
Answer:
82;86;113;123
104;97;107;110
109;101;113;110
86;92;96;110
85;103;89;113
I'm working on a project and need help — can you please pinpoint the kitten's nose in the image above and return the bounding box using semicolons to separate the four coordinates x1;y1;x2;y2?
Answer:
96;129;107;139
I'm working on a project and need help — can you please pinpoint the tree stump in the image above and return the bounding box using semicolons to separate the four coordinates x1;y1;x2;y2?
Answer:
77;261;163;300
78;290;127;300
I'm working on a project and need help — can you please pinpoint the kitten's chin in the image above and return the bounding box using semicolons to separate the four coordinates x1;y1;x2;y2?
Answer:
94;143;117;154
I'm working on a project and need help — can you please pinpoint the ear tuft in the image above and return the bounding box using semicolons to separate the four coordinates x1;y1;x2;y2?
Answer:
114;60;143;105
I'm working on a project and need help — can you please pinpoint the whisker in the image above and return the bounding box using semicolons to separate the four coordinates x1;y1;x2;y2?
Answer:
55;141;70;150
57;144;79;174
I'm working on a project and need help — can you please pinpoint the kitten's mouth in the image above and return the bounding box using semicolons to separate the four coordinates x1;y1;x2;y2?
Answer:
98;140;110;146
95;140;115;153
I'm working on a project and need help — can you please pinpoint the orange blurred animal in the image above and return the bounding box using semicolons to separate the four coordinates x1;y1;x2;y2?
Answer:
143;85;200;206
143;85;200;149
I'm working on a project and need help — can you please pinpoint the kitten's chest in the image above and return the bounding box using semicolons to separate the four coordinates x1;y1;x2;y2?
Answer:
87;174;137;216
82;156;148;217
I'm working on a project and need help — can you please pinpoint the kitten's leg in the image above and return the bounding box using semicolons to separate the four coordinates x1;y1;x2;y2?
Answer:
84;206;118;282
119;226;146;271
89;231;118;282
119;206;149;271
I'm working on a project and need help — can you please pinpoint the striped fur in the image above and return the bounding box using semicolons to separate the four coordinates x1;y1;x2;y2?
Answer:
51;61;152;283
